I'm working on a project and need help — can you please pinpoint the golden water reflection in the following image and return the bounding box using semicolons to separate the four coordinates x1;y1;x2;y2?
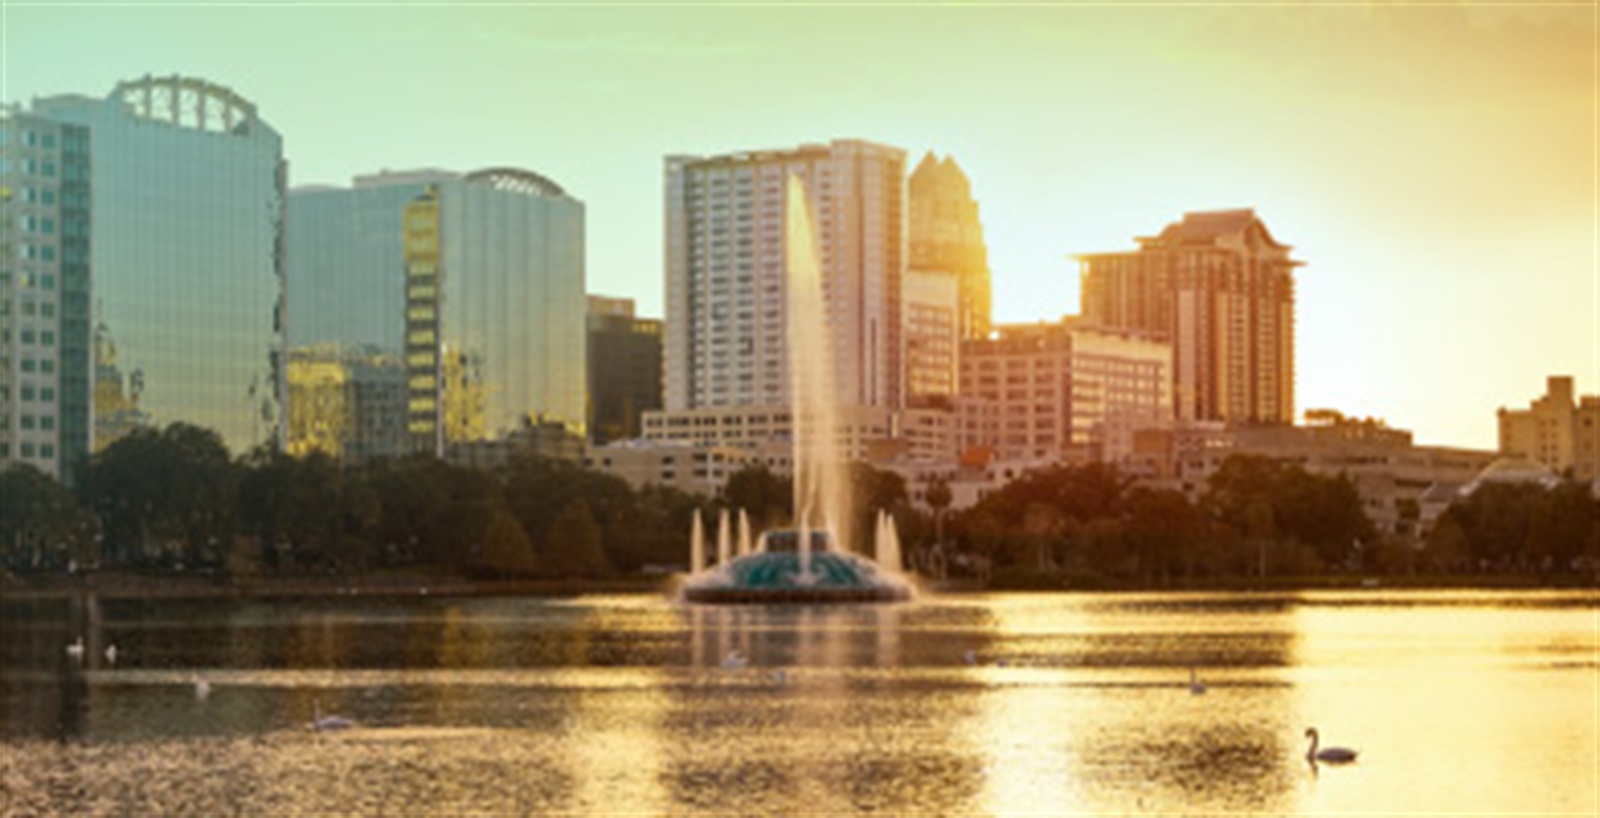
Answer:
0;591;1594;815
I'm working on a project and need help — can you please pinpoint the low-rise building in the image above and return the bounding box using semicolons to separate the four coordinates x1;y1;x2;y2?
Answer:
959;320;1171;463
641;404;894;463
585;439;760;496
1133;412;1496;536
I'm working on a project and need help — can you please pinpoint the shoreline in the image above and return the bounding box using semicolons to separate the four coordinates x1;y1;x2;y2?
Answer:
2;571;1594;603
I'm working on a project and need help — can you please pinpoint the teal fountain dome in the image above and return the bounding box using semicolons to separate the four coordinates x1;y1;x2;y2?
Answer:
681;518;914;604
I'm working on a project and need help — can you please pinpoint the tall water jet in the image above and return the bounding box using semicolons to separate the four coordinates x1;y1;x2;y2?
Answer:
717;509;732;567
737;510;753;557
785;175;852;553
690;512;706;575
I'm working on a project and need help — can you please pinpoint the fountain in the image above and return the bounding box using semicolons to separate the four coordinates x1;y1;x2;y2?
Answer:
682;175;914;604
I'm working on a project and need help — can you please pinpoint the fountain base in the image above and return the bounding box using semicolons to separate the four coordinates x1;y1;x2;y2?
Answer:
681;543;914;605
684;585;911;604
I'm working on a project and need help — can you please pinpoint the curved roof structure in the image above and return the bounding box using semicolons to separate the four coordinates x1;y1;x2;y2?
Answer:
464;167;567;198
110;74;260;135
1459;456;1562;496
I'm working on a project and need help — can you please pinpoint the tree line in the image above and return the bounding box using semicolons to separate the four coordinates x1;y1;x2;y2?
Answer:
2;423;703;580
2;422;1595;586
932;456;1598;587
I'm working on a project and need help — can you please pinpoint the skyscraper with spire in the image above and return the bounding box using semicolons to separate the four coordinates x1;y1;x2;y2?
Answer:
909;153;992;342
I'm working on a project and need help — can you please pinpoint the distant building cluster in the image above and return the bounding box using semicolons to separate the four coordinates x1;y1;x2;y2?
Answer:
3;73;1590;532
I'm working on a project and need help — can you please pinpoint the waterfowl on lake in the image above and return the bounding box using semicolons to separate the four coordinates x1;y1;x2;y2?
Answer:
1304;727;1358;764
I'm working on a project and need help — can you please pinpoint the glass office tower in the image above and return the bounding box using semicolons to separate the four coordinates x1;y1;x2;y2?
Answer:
32;75;287;455
288;168;586;461
0;110;92;480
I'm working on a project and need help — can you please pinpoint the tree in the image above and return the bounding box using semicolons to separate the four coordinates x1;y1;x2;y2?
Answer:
0;464;99;573
1202;454;1375;574
237;449;379;575
925;478;953;546
722;464;792;531
81;423;235;569
1123;487;1204;585
607;484;702;573
545;499;610;578
475;508;539;578
847;462;911;555
366;455;502;572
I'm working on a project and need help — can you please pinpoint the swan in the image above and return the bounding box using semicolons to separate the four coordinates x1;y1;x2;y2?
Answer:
104;644;119;665
1304;727;1357;764
65;636;85;661
721;649;749;670
311;700;356;732
1188;666;1206;695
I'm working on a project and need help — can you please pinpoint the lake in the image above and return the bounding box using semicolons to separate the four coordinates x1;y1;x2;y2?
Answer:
2;589;1595;815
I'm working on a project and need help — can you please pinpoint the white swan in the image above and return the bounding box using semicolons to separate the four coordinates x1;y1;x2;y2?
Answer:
1304;727;1358;764
65;636;85;661
1188;666;1206;695
721;649;749;670
311;700;356;732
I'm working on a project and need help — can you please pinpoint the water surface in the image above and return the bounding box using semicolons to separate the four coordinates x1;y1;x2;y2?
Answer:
3;590;1595;815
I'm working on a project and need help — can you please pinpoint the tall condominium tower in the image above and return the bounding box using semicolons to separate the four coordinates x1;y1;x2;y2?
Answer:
288;168;586;460
909;152;991;342
0;111;92;480
663;139;905;412
31;76;287;455
1078;209;1300;424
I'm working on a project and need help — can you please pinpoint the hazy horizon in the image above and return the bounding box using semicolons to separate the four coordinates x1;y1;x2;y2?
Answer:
6;2;1594;450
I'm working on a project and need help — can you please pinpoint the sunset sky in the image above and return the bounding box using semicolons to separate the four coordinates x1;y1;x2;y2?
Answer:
5;2;1593;450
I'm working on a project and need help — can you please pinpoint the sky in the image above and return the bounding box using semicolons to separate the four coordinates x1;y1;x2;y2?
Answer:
4;1;1594;450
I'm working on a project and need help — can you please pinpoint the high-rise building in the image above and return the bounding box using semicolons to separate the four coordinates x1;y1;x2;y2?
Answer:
1498;375;1599;484
1078;209;1300;424
909;152;991;341
31;76;287;455
287;168;586;460
586;296;662;445
663;139;905;412
959;320;1172;463
903;268;959;403
0;110;91;480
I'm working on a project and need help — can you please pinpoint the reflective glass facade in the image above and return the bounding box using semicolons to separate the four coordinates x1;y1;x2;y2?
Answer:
0;111;92;479
287;168;586;460
33;76;286;455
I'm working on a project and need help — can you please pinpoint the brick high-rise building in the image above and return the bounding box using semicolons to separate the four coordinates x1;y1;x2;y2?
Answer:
1078;209;1300;424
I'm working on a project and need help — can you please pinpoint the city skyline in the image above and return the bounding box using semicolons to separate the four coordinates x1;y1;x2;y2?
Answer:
5;3;1593;450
